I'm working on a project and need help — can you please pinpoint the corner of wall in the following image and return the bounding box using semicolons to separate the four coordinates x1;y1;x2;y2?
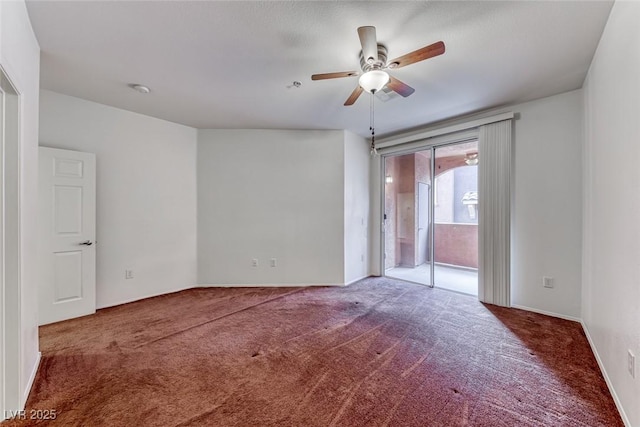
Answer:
343;131;371;284
581;321;632;427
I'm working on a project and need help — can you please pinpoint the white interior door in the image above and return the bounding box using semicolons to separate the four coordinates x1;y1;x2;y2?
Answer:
38;147;96;325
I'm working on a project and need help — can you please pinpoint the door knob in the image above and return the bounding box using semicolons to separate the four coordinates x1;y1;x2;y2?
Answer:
79;240;93;246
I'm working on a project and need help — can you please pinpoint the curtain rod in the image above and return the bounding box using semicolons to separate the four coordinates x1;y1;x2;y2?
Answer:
377;112;514;149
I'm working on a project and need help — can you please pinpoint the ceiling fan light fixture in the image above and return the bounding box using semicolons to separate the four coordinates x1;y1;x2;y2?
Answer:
359;70;389;94
465;152;479;166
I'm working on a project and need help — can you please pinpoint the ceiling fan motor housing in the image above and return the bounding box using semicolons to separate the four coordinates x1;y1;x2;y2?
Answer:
360;44;388;72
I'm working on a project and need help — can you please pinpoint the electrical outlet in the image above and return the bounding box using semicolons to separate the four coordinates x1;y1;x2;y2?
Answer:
543;276;554;288
125;270;134;280
251;259;258;267
270;258;277;268
628;350;636;378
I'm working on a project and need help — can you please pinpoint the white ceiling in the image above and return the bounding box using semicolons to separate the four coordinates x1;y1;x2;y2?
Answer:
26;1;613;138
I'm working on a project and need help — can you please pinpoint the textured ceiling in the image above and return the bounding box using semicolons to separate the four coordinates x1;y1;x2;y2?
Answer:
26;1;613;138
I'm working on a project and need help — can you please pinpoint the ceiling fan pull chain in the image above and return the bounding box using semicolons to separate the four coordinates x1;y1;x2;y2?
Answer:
370;93;377;155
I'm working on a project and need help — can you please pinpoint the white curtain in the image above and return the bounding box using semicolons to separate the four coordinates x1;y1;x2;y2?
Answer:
478;120;512;306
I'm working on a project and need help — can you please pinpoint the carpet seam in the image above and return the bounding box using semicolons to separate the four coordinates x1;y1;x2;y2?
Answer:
132;288;306;349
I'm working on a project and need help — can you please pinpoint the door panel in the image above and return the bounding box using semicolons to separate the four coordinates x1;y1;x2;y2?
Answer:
54;186;83;234
39;147;96;325
384;149;433;286
54;157;84;178
433;141;478;295
53;251;83;302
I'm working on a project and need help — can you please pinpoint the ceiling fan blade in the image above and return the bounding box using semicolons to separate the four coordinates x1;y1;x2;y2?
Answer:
388;41;445;69
344;85;364;106
387;75;415;97
358;26;378;63
311;71;359;81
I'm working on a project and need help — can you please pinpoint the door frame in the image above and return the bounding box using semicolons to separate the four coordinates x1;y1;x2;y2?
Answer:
0;64;23;418
379;135;478;288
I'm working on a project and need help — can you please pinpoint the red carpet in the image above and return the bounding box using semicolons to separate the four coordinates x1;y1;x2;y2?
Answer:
4;277;622;426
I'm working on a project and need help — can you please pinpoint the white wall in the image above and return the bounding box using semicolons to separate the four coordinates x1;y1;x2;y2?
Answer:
582;2;640;425
369;90;584;320
344;131;370;284
197;129;346;286
511;90;583;320
39;90;198;309
0;0;41;412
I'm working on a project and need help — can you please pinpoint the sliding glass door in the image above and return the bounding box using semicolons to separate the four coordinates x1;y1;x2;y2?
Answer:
383;141;479;295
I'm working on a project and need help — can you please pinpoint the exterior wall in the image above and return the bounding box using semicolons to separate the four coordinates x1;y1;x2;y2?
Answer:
434;163;478;268
453;167;478;224
435;170;454;222
434;224;478;268
397;155;416;266
414;152;431;265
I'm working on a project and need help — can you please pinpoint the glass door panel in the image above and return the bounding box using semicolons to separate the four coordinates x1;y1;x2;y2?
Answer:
383;149;433;286
433;141;479;295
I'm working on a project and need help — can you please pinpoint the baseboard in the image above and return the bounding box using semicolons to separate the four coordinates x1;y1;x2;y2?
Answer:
21;351;41;408
100;281;352;309
581;321;631;427
97;284;194;310
198;282;345;288
511;304;581;322
345;275;371;286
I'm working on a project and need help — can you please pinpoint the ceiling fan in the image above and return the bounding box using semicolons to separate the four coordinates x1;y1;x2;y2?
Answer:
311;26;445;106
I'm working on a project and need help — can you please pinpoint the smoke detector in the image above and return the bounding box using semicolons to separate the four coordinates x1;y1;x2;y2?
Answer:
130;84;151;94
